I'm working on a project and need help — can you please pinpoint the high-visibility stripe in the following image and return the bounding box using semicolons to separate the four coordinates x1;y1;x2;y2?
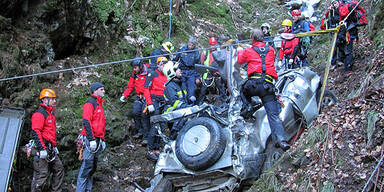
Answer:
164;100;181;114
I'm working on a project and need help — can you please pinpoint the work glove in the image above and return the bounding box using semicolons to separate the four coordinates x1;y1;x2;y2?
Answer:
189;96;196;103
39;150;48;159
89;140;97;151
120;95;126;102
53;147;59;155
289;59;294;64
148;105;155;113
278;61;283;68
101;141;106;151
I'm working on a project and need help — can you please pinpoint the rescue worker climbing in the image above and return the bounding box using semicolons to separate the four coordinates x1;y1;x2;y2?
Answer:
163;61;189;140
321;0;360;75
173;36;201;104
149;41;174;70
143;57;168;161
237;28;290;151
120;57;150;145
291;9;310;67
261;23;275;49
76;82;106;192
198;37;227;104
31;88;64;192
278;19;300;70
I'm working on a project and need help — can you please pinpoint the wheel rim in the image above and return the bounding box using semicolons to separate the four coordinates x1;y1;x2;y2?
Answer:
182;125;211;156
321;96;335;109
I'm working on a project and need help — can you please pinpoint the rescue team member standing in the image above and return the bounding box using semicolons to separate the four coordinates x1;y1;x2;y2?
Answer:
174;37;201;104
120;57;150;143
278;19;299;70
163;61;189;140
31;89;64;192
149;41;174;70
237;29;290;151
143;57;168;161
76;82;106;192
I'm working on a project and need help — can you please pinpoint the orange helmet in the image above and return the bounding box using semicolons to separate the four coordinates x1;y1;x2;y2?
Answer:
156;56;168;65
40;89;56;99
209;37;217;45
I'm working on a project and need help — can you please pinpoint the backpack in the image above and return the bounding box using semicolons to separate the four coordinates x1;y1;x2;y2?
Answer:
342;0;367;26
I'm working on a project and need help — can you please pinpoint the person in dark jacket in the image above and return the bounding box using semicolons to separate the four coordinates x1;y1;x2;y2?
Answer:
120;57;150;144
261;23;275;49
237;28;290;151
173;36;201;104
143;57;168;161
76;82;106;192
162;61;189;140
31;88;64;192
149;41;174;70
321;0;358;75
291;9;310;67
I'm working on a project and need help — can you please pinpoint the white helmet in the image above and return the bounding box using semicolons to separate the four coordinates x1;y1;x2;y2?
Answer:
163;61;179;80
261;23;272;33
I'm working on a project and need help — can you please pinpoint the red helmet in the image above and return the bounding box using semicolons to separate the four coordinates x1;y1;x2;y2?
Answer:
292;9;301;16
209;37;217;45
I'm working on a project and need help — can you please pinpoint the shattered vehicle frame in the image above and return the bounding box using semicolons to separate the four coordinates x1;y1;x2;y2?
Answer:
144;45;337;192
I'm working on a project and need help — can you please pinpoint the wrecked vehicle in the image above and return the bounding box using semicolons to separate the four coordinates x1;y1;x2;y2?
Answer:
144;45;337;192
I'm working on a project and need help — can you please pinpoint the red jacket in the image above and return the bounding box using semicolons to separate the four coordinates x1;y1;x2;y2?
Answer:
122;64;149;97
31;104;57;149
279;36;299;61
81;95;106;141
237;41;278;80
144;69;167;105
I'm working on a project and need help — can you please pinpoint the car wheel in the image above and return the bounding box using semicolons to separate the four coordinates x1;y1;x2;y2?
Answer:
175;117;226;171
317;89;337;111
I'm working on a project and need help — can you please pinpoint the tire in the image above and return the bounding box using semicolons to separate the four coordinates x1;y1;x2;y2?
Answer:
175;117;226;171
317;89;337;112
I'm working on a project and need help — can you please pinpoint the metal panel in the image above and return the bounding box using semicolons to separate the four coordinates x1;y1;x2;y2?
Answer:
0;108;25;192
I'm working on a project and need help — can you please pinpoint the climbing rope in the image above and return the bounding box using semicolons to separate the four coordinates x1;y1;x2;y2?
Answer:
168;0;172;41
362;151;384;192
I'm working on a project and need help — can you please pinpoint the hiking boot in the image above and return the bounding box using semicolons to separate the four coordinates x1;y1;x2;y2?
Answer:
133;133;143;139
276;141;290;151
146;151;159;161
337;61;344;66
141;139;148;146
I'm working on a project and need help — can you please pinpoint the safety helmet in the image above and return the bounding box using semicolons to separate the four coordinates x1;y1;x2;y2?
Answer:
162;42;174;53
292;9;301;16
40;88;56;99
163;61;179;80
131;56;143;69
260;23;271;33
281;19;293;27
188;36;197;45
156;56;168;66
209;37;217;45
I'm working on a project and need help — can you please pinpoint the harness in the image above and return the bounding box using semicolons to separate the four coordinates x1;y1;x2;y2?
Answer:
251;44;273;84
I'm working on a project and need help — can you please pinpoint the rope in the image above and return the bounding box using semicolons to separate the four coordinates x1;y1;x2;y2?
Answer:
168;0;172;41
0;39;251;82
362;152;384;192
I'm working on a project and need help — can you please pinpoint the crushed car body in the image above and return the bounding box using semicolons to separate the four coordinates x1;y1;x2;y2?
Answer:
144;45;337;192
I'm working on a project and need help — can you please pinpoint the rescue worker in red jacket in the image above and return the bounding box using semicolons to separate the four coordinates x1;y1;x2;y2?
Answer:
31;88;64;192
120;57;150;144
321;0;360;75
76;82;106;192
278;19;300;70
143;57;168;161
237;29;290;151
